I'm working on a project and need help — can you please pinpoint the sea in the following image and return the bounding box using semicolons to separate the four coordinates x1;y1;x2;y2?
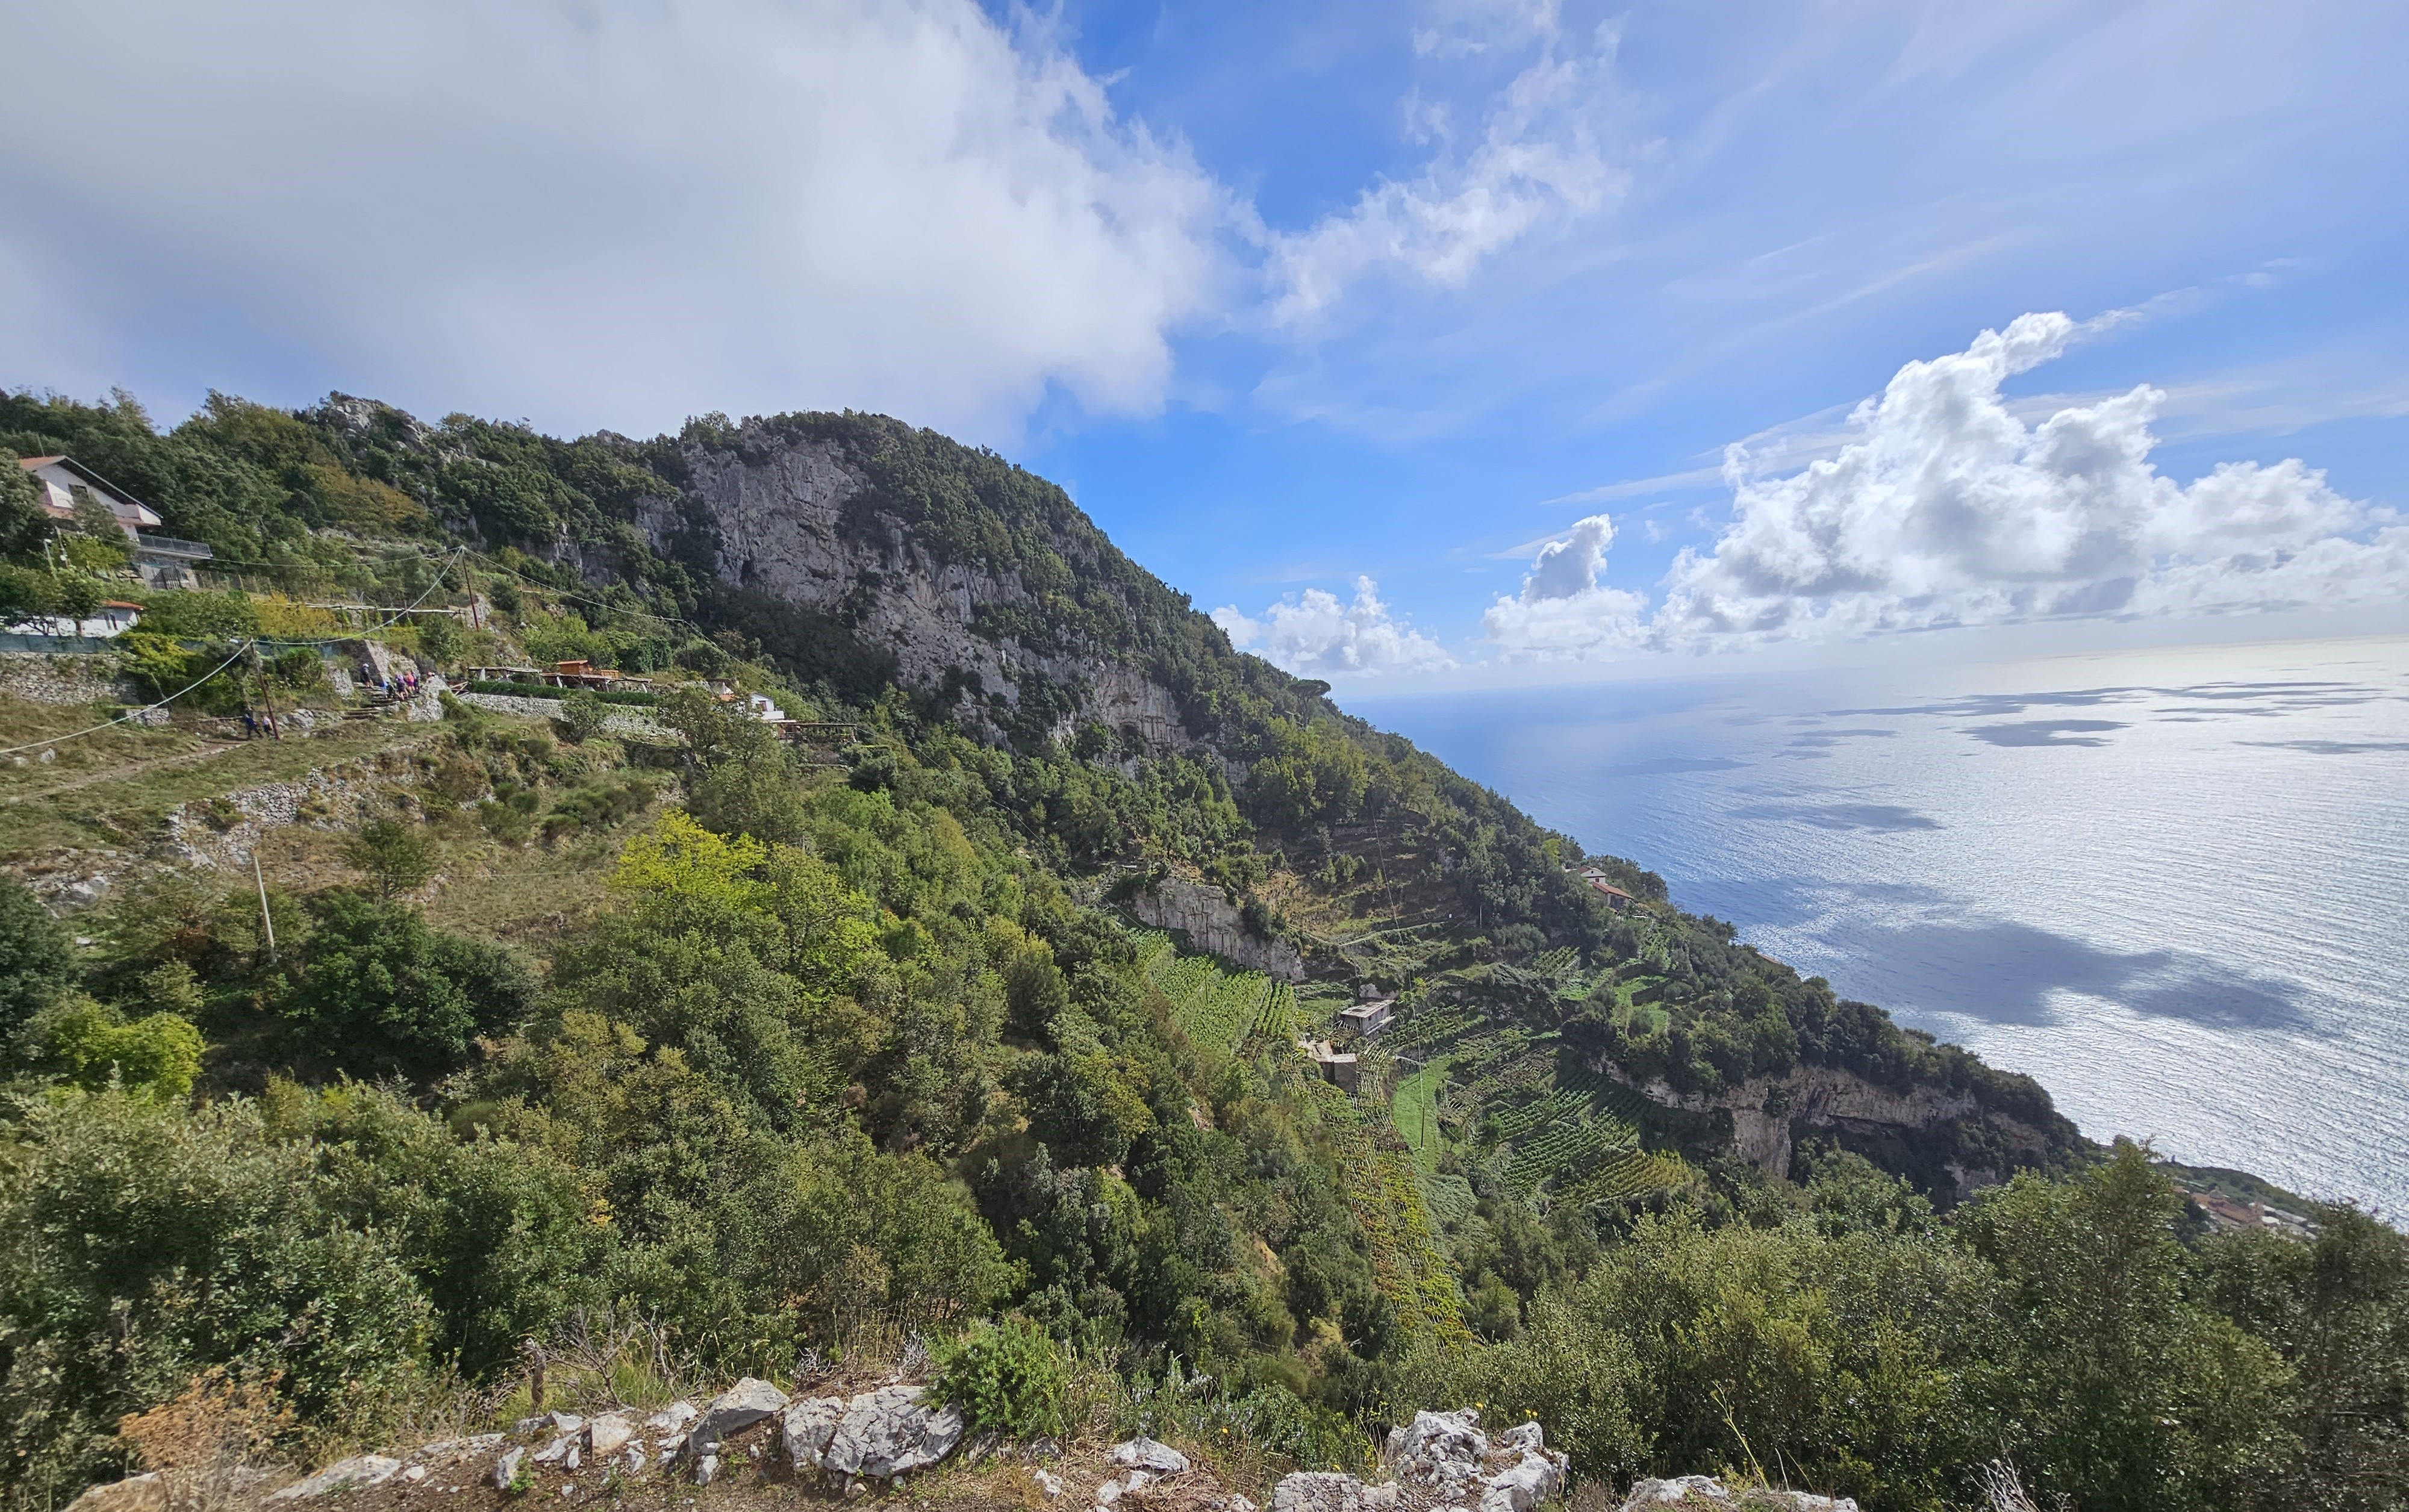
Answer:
1349;634;2409;1216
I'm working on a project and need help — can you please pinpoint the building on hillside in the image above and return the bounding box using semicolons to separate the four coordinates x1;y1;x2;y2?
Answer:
15;456;213;587
544;659;656;692
1303;1039;1360;1094
1573;865;1636;911
1337;997;1395;1038
23;599;142;639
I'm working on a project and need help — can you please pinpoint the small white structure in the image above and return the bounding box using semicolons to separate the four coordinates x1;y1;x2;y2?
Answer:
1574;865;1635;910
1301;1039;1359;1093
25;599;142;639
1338;998;1395;1038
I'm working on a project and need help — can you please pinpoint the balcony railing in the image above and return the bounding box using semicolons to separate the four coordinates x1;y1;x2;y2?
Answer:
134;535;214;559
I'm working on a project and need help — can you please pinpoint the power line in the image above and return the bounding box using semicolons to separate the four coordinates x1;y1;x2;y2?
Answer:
0;549;466;758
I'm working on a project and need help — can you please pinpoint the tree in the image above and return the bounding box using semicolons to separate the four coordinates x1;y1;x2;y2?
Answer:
0;562;60;630
0;1092;434;1500
344;817;440;900
553;689;608;744
0;449;54;560
414;611;461;665
25;996;204;1097
0;876;75;1034
1958;1142;2296;1512
278;892;536;1078
52;571;103;636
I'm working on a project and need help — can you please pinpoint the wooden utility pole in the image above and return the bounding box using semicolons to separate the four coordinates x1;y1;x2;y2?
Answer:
251;641;283;739
252;850;278;964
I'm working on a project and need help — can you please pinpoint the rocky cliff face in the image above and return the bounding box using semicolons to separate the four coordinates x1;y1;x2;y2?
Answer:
1604;1060;2051;1191
1130;878;1305;982
619;426;1196;751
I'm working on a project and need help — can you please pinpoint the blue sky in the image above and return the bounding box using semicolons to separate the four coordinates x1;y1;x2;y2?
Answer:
6;1;2407;682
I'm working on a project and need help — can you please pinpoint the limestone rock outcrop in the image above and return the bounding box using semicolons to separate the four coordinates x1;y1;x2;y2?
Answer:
1130;878;1304;981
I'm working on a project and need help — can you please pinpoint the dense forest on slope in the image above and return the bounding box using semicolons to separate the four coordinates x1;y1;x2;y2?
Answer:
0;388;2402;1512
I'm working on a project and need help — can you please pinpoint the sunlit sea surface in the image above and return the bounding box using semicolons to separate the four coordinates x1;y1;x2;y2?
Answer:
1349;635;2409;1215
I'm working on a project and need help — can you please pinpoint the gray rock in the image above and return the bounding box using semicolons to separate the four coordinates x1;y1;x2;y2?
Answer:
688;1377;790;1451
821;1386;966;1479
1033;1470;1065;1499
1271;1472;1402;1512
490;1449;526;1491
269;1455;403;1501
1386;1409;1486;1486
63;1472;166;1512
781;1396;849;1470
1479;1451;1562;1512
691;1452;720;1486
1496;1423;1544;1455
585;1413;634;1456
1109;1437;1191;1475
1619;1477;1857;1512
407;1436;503;1467
643;1402;699;1436
531;1434;578;1467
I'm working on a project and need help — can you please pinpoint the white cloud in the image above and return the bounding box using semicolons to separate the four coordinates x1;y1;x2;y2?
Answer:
1481;512;1650;658
1647;313;2409;647
1265;11;1631;326
1214;576;1456;675
0;0;1233;440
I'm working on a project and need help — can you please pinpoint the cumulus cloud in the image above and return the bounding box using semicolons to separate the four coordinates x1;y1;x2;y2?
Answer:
1495;313;2409;659
1266;9;1630;326
1214;577;1456;675
0;0;1232;439
1482;513;1649;658
1648;311;2409;646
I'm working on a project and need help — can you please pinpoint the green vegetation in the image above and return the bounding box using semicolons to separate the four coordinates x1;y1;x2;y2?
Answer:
933;1318;1069;1438
0;388;2398;1512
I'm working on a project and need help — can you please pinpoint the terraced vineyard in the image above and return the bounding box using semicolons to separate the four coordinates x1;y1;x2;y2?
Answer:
1392;1056;1450;1172
1301;1075;1469;1345
1384;1005;1482;1052
1470;1049;1686;1202
1136;932;1279;1056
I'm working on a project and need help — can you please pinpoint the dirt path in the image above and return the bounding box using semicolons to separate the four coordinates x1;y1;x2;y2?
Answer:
0;740;245;806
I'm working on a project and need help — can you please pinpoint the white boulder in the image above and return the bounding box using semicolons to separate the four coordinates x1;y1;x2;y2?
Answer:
585;1414;634;1457
1109;1437;1192;1475
1619;1478;1857;1512
1271;1472;1403;1512
821;1386;965;1480
268;1456;402;1501
688;1378;790;1451
781;1396;849;1470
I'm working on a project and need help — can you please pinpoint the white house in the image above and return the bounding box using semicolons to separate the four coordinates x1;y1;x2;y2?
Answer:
1337;998;1395;1037
16;456;213;586
25;599;142;639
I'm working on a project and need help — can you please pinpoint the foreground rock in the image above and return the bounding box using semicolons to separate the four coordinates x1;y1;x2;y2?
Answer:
62;1473;167;1512
1109;1437;1192;1475
267;1457;401;1502
1621;1477;1859;1512
821;1386;965;1480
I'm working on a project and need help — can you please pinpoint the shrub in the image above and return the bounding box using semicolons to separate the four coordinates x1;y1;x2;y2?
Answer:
933;1318;1066;1438
555;690;609;744
0;876;73;1033
344;817;440;900
0;1093;433;1501
278;893;537;1078
131;590;259;639
27;997;204;1098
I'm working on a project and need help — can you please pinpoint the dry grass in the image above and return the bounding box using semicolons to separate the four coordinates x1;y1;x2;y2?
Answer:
0;697;433;860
